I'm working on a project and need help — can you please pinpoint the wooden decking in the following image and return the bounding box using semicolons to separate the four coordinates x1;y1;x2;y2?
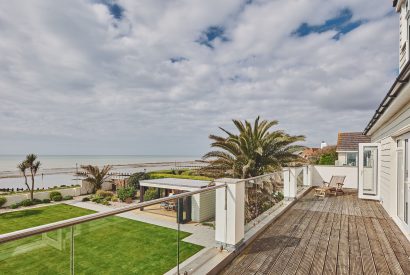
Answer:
222;189;410;275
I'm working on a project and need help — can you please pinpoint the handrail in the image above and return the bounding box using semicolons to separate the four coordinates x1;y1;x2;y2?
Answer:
0;184;226;244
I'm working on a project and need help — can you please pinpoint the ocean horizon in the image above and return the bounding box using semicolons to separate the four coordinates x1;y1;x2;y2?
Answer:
0;154;201;173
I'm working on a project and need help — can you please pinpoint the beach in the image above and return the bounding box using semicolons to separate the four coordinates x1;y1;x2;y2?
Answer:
0;155;203;189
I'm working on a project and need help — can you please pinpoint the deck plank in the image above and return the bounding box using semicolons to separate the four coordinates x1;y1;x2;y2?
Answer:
220;190;410;275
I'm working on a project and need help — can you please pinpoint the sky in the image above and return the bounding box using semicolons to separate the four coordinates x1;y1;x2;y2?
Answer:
0;0;399;156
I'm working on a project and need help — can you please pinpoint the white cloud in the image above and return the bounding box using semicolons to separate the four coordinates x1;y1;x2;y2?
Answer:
0;0;399;155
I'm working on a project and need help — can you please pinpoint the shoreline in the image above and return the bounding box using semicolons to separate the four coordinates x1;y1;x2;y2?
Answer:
0;160;205;179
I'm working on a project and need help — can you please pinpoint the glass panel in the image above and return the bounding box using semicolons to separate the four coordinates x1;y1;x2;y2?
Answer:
73;211;203;274
405;139;409;223
362;146;378;195
346;152;357;166
244;172;284;232
0;227;72;274
398;150;405;222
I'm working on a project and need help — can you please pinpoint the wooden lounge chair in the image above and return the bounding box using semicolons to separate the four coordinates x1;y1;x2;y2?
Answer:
314;176;346;197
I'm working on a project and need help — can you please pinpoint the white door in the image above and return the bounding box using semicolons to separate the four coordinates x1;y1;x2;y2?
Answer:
397;136;410;230
358;143;380;200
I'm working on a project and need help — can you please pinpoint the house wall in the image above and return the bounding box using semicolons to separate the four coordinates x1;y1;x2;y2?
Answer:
312;165;358;189
191;190;215;222
336;152;347;166
370;100;410;231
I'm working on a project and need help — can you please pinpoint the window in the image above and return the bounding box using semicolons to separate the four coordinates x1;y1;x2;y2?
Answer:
346;152;357;166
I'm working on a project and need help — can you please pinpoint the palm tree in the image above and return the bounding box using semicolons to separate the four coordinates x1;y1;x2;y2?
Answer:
80;165;113;193
24;154;41;201
17;161;30;191
202;116;306;179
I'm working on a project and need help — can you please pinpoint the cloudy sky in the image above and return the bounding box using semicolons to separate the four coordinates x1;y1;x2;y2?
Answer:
0;0;398;156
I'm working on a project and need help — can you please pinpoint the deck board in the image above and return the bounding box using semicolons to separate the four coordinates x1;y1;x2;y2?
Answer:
221;189;410;275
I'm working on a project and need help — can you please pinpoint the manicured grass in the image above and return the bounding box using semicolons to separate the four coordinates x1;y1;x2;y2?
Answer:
0;204;95;234
0;204;203;274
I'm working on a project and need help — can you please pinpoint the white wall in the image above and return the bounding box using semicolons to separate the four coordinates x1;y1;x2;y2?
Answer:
312;165;358;189
191;190;216;222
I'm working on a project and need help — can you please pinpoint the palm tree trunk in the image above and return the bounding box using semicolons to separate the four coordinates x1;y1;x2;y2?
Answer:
30;169;35;201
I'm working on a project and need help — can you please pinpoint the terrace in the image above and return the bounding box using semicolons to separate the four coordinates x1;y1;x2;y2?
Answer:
1;166;410;274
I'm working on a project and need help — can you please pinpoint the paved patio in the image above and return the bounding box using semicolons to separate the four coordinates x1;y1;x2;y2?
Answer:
222;189;410;275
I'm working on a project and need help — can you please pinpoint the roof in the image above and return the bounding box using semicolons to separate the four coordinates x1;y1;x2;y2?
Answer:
363;47;410;135
139;178;212;191
337;132;371;151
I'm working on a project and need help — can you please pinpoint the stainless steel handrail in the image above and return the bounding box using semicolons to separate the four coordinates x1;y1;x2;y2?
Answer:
0;184;226;244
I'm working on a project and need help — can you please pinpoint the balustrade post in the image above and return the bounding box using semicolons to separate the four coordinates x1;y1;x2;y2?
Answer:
215;178;245;251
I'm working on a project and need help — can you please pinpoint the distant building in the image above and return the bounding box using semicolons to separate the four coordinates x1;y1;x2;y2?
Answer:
320;141;327;149
299;147;319;160
336;132;370;166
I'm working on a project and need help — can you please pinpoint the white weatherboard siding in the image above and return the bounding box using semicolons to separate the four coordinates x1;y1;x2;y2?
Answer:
191;191;216;222
370;99;410;226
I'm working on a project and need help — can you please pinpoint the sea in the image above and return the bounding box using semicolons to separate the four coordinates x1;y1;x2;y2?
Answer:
0;155;201;190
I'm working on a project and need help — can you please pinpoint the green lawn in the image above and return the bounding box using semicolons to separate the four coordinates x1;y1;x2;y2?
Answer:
0;204;203;274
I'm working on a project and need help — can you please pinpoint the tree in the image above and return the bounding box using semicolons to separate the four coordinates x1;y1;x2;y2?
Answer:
81;165;113;193
17;161;30;191
310;145;337;165
201;117;306;179
127;172;149;189
24;154;41;201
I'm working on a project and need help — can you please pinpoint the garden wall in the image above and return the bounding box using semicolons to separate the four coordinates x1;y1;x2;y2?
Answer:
311;165;358;189
2;187;88;207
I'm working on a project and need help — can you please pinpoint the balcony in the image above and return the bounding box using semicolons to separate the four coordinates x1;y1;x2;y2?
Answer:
1;166;410;274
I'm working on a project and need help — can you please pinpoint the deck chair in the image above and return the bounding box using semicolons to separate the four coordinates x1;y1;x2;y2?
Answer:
315;176;346;197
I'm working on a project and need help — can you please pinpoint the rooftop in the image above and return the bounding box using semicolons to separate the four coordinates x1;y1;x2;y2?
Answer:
337;132;371;151
222;189;410;274
139;178;212;191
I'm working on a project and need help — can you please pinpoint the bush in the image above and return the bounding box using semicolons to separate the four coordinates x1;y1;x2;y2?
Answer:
102;199;111;206
63;195;73;200
117;186;136;202
275;191;284;201
42;199;51;203
20;199;34;207
143;187;159;201
111;195;119;202
96;190;114;198
32;198;42;205
91;195;103;203
10;203;19;209
82;197;90;202
52;194;63;201
49;191;62;201
0;196;6;207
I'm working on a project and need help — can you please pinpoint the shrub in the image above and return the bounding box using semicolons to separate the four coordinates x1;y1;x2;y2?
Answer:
52;194;63;201
82;197;90;202
91;195;103;203
102;199;111;206
111;195;119;202
10;203;19;209
143;187;159;201
63;195;73;200
42;199;51;203
0;196;6;207
96;190;114;198
49;191;62;201
20;199;34;207
32;198;42;205
275;191;284;201
117;186;136;202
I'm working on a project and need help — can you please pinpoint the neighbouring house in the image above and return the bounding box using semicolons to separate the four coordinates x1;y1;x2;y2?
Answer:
299;147;319;160
358;0;410;237
335;132;370;166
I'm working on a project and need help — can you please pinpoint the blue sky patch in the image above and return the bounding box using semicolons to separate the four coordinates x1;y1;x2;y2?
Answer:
98;0;124;20
293;8;364;40
196;26;229;49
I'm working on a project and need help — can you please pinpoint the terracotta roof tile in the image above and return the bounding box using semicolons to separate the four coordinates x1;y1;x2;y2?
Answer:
337;132;371;151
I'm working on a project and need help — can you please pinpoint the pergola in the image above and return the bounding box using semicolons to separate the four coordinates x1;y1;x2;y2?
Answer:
139;178;213;223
